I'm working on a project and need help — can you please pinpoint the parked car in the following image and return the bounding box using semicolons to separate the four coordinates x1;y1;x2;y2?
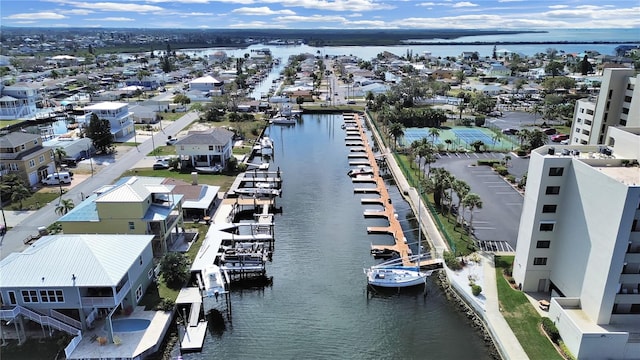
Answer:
501;128;519;135
551;134;569;142
542;128;557;135
560;139;570;145
153;158;171;170
166;136;178;145
42;172;73;185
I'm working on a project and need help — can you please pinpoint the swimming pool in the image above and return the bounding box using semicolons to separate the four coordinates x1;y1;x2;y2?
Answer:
110;318;150;332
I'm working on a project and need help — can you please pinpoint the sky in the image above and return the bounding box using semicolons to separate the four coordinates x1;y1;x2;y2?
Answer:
1;0;639;30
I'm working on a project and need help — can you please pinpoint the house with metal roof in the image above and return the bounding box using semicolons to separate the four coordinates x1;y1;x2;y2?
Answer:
82;102;135;142
175;127;234;171
0;234;154;353
0;131;55;186
58;176;184;256
0;83;38;120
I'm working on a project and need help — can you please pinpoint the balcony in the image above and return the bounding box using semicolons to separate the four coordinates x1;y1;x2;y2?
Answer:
80;280;131;307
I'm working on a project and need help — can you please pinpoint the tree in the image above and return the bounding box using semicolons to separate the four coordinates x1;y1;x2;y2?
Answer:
160;252;191;290
580;55;592;75
10;184;31;210
55;198;75;215
387;122;405;150
428;128;440;145
470;140;484;152
429;167;452;210
296;96;304;109
444;139;453;151
173;94;191;106
54;147;67;170
545;61;564;77
86;113;114;154
462;193;483;236
503;154;512;167
452;179;470;228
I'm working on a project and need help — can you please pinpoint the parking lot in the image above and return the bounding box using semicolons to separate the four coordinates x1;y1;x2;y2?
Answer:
431;153;530;253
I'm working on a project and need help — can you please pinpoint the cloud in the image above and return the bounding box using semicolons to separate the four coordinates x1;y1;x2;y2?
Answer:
452;2;478;8
4;12;67;20
61;9;94;15
275;14;348;23
85;17;135;21
232;7;296;16
229;21;288;28
548;5;568;9
262;0;394;12
52;1;164;12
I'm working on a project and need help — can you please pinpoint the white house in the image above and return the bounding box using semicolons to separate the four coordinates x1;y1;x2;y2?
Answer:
513;127;640;359
175;127;234;170
0;234;155;348
0;83;38;120
189;75;224;95
82;102;135;141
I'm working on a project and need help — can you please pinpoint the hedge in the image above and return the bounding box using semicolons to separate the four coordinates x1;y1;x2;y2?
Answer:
477;159;501;166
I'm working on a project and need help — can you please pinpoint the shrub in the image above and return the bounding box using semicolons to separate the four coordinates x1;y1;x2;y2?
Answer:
541;317;560;344
477;159;501;166
495;166;509;176
517;150;527;157
156;298;176;311
506;174;516;183
160;252;191;290
471;284;482;296
474;115;486;127
503;267;513;277
443;251;462;270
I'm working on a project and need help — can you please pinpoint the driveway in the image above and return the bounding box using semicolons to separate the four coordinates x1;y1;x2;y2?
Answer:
431;153;529;252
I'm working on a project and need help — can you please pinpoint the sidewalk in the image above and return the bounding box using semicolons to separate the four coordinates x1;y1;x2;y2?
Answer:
364;112;529;360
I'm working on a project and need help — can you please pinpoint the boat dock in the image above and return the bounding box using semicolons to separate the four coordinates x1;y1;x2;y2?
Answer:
346;113;440;269
176;287;208;352
227;169;283;198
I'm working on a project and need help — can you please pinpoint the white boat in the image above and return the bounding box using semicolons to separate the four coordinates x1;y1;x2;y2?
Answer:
270;116;296;125
261;136;274;156
235;187;281;197
365;266;431;288
347;165;373;177
195;164;223;174
202;265;226;297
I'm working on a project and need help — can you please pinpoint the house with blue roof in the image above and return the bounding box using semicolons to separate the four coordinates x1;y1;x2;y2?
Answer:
58;176;184;256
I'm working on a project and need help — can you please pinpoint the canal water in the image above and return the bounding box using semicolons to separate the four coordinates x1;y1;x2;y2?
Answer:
179;114;493;360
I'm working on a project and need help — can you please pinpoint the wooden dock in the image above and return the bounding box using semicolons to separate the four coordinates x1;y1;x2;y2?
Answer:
176;287;208;352
346;113;435;268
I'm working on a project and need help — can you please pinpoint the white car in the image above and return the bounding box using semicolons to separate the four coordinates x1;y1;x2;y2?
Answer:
560;139;570;145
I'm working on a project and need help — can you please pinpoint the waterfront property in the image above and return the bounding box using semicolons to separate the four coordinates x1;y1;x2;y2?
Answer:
0;83;38;120
175;127;235;171
58;176;185;256
0;234;170;358
81;102;136;142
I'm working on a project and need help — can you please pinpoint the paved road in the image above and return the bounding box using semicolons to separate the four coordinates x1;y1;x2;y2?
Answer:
430;153;530;252
0;111;199;260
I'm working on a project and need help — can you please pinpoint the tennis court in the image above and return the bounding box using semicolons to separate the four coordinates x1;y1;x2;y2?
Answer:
400;127;517;151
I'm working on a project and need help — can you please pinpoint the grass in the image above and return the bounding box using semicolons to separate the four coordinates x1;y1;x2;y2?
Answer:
495;256;563;360
7;192;60;211
0;119;27;128
122;168;236;190
233;144;253;156
147;145;176;157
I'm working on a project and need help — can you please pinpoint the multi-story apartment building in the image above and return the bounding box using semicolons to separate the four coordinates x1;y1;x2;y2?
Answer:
0;132;55;186
82;102;135;142
571;68;639;145
513;127;640;359
0;83;39;120
58;176;184;256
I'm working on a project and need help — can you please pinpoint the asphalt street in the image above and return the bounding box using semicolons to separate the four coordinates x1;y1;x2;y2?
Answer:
0;111;199;260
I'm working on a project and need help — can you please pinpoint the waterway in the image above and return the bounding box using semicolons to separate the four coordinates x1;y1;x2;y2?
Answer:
178;114;493;360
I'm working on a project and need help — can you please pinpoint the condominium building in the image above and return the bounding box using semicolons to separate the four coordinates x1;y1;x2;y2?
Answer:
513;127;640;359
571;68;639;145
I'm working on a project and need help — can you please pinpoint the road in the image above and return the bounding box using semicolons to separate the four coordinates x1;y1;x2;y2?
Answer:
0;111;199;260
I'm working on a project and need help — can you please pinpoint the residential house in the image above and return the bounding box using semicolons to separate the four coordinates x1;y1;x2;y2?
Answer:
486;63;511;77
0;132;55;186
175;127;234;170
512;126;640;359
43;137;93;165
0;234;155;354
129;104;159;124
124;75;161;91
189;75;224;95
58;176;184;256
82;102;135;142
0;83;39;120
162;178;220;220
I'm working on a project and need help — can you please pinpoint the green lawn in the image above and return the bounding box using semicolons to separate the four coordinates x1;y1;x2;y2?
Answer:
7;192;60;211
495;256;563;360
122;168;236;191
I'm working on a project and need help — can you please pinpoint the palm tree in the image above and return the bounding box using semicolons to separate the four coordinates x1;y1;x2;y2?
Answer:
54;147;67;171
10;184;31;210
428;128;440;145
503;154;512;167
387;122;405;151
55;198;75;215
452;179;470;228
430;167;452;210
463;193;483;236
444;139;453;151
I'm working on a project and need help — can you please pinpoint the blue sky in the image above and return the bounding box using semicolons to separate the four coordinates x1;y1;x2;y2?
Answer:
1;0;639;30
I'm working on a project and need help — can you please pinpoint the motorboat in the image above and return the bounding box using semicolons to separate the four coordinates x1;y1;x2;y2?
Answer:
364;266;432;288
347;165;374;177
235;187;281;197
270;116;296;125
195;164;223;174
261;136;274;156
202;265;226;298
370;247;398;259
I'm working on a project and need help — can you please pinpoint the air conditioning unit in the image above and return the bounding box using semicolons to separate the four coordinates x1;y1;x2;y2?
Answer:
548;147;555;155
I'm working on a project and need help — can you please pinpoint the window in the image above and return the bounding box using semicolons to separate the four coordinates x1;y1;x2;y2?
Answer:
533;257;548;265
39;155;44;163
209;145;214;151
21;290;38;303
39;290;64;303
148;268;155;280
545;186;560;195
28;159;35;168
536;241;551;248
548;167;564;176
542;205;557;213
540;223;555;231
128;221;135;230
139;255;143;265
135;285;143;302
8;291;17;305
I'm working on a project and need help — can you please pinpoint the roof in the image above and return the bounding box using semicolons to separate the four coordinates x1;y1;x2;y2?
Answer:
0;234;153;288
83;101;128;111
0;132;40;148
177;127;234;146
190;75;221;84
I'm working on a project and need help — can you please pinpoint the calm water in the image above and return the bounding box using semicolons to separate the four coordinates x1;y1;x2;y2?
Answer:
179;114;493;360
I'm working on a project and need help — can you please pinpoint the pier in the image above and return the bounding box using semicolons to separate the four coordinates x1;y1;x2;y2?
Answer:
176;288;208;352
346;113;441;269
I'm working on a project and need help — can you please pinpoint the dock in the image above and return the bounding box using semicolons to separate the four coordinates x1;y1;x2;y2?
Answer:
176;287;208;352
345;113;440;269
